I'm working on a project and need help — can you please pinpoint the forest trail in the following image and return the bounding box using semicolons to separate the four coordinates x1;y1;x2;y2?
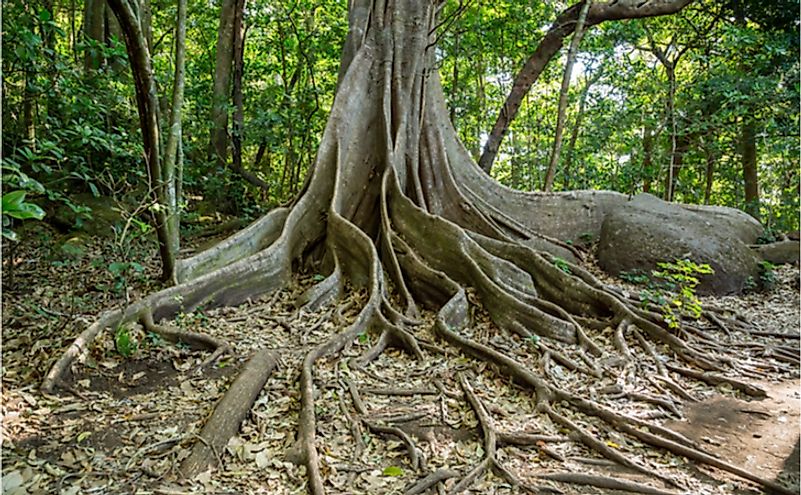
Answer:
665;379;800;493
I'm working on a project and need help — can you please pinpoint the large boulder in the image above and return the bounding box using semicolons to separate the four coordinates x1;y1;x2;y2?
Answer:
751;240;800;265
597;194;762;295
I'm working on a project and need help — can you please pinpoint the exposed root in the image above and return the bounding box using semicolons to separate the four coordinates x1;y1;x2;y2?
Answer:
180;349;278;479
449;373;543;494
139;308;231;371
345;376;423;470
538;472;681;495
404;469;459;495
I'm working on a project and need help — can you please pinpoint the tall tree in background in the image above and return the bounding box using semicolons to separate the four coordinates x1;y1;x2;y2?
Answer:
209;0;238;168
543;0;591;192
478;0;694;175
82;0;105;72
162;0;188;262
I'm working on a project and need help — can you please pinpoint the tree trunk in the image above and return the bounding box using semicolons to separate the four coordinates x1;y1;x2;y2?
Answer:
162;0;187;277
230;4;270;193
478;0;694;174
230;0;246;178
83;0;105;72
664;132;690;203
663;65;677;201
22;72;36;151
543;0;591;192
703;145;715;205
641;123;653;193
107;0;176;281
563;69;599;190
209;0;238;168
741;117;759;220
139;0;153;50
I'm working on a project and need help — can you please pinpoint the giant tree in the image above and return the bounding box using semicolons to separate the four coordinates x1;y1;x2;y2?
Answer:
44;1;792;494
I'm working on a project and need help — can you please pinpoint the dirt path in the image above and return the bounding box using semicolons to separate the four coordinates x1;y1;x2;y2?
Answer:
665;379;800;494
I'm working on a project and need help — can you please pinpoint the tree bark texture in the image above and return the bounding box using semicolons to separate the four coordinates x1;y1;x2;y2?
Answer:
162;0;187;274
741;117;759;220
209;0;238;168
83;0;106;72
478;0;694;174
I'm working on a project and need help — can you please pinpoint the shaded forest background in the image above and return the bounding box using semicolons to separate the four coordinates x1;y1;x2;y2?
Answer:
3;0;798;239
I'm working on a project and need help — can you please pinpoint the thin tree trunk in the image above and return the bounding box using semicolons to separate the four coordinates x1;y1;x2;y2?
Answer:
664;133;690;203
741;117;759;220
563;69;599;190
177;139;184;214
664;65;677;201
162;0;187;278
231;0;246;176
543;0;591;192
478;0;694;174
703;145;715;205
70;0;77;62
107;0;176;281
641;123;653;193
209;0;238;167
139;0;153;50
22;72;36;151
252;140;268;170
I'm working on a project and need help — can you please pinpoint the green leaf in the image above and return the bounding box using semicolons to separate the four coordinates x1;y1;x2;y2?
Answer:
115;326;136;357
2;226;18;242
108;261;129;276
2;191;27;211
382;466;405;477
6;202;45;220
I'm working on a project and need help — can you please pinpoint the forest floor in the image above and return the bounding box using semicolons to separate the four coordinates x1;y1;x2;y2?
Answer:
2;222;799;494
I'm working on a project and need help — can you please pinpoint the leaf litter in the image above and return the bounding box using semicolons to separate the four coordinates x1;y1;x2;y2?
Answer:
2;223;799;494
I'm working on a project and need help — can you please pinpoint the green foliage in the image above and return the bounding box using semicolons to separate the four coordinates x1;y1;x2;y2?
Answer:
105;256;146;294
756;227;781;245
619;269;650;285
641;259;713;329
114;325;137;357
382;466;405;477
757;260;777;291
2;190;46;241
1;0;796;243
552;257;571;274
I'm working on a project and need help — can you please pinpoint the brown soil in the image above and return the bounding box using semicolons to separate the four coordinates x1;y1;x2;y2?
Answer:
666;380;801;494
